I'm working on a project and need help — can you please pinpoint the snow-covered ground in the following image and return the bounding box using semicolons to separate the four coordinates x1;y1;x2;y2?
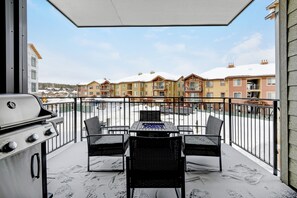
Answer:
47;142;296;198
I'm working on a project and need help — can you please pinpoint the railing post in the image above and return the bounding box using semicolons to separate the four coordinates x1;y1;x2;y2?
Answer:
80;98;83;141
229;98;232;146
74;98;77;143
273;100;278;176
129;97;131;127
124;98;126;126
178;97;180;126
223;98;226;143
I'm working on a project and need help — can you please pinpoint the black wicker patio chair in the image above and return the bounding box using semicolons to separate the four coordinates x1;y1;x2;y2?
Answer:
139;110;161;121
84;116;129;172
183;115;224;171
126;136;185;198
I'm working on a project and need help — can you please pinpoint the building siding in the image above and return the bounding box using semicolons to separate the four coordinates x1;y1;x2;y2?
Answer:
288;0;297;189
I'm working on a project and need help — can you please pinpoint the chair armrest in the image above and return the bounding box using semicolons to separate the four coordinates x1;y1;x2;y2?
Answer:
184;134;221;145
102;126;130;133
184;134;221;138
102;125;129;129
87;134;126;137
86;134;126;145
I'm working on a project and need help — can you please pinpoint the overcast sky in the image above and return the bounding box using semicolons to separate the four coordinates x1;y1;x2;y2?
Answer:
28;0;275;84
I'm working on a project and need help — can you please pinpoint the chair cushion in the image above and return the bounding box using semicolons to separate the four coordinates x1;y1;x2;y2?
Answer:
94;134;129;145
184;136;216;146
88;134;129;156
183;136;220;156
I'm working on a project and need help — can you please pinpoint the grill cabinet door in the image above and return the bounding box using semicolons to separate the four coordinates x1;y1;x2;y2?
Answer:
0;145;43;198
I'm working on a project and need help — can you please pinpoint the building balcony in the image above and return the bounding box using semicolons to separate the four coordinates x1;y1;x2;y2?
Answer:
185;86;202;92
247;84;260;90
153;85;165;90
100;86;110;91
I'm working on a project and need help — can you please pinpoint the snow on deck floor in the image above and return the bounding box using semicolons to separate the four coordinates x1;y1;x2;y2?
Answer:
47;142;297;198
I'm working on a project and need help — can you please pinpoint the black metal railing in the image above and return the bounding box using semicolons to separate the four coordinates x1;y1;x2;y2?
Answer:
43;99;77;154
42;96;279;175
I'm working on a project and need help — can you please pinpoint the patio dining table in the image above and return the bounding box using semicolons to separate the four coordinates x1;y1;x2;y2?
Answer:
129;121;179;137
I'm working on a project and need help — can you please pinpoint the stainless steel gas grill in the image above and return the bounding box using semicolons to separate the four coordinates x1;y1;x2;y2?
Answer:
0;94;62;198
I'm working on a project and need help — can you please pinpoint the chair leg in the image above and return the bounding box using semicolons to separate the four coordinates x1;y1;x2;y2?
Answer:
181;184;186;198
185;155;188;172
174;188;179;198
132;188;135;198
87;155;90;172
219;155;222;172
122;154;125;172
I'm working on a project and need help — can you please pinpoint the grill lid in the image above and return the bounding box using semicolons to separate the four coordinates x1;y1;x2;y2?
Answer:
0;94;56;131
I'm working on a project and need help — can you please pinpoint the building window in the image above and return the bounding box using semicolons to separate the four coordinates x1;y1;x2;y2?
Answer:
123;84;126;88
178;92;180;96
116;85;119;89
89;92;93;95
134;84;138;88
31;83;36;92
89;86;93;89
31;57;36;67
220;92;225;98
31;70;37;80
267;77;276;85
96;92;100;95
134;91;138;96
206;81;213;88
178;83;180;88
220;80;225;86
267;92;276;99
96;86;99;89
145;91;148;95
206;92;213;97
140;91;143;96
234;92;242;98
233;79;241;86
160;92;165;96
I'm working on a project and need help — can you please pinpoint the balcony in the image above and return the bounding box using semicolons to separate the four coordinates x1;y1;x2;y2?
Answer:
153;85;165;90
185;86;202;92
43;96;297;197
247;84;260;90
100;86;110;91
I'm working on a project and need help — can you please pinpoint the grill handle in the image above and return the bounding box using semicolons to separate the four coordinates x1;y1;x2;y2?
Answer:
31;153;40;179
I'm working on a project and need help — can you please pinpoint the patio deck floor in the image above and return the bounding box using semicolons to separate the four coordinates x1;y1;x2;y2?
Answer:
47;142;297;198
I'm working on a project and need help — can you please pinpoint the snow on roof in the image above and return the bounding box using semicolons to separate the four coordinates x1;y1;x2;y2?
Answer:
113;72;181;83
95;79;110;84
200;63;275;80
77;82;88;85
38;89;50;93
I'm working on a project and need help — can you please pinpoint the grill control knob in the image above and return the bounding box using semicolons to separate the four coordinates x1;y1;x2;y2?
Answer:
27;134;39;143
1;141;17;153
44;129;54;136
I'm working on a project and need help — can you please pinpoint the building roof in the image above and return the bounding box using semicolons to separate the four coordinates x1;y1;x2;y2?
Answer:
28;43;42;59
113;72;181;83
200;63;275;80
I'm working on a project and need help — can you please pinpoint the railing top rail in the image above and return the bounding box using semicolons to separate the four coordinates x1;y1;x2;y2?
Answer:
41;96;279;102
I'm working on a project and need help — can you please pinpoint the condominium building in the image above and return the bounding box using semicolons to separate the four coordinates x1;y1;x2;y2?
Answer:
76;61;275;101
28;44;42;94
112;71;181;101
201;62;275;100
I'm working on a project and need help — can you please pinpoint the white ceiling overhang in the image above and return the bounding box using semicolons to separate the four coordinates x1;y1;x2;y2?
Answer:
47;0;253;27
